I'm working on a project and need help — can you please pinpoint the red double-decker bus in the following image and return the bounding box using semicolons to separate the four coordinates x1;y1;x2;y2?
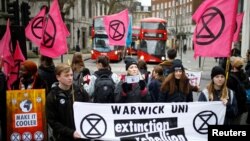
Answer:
137;17;167;63
91;16;124;61
127;26;140;55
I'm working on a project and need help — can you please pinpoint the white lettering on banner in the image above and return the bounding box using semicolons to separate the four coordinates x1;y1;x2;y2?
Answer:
15;113;37;128
73;102;226;141
212;129;247;136
111;105;165;115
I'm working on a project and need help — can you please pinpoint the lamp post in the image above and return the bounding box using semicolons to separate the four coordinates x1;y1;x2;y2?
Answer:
175;0;178;50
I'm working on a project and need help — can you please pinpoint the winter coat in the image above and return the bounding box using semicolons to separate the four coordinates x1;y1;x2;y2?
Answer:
148;79;162;102
46;83;89;141
198;88;238;125
115;75;148;103
38;65;57;92
158;89;193;102
227;71;248;115
83;69;120;97
12;74;48;92
0;71;7;141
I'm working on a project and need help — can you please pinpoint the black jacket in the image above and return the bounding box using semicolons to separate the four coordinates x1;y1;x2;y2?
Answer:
38;65;58;92
46;83;89;141
0;71;7;141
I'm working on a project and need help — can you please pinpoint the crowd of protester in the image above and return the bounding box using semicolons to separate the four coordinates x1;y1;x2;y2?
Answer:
0;48;250;140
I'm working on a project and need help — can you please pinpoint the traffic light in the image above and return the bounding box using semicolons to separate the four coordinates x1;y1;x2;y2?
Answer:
21;2;31;26
7;1;20;25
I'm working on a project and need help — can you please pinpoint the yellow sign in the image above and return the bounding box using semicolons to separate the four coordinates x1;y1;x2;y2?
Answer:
6;89;47;141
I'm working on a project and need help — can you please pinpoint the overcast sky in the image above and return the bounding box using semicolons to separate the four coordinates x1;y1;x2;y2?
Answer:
137;0;151;6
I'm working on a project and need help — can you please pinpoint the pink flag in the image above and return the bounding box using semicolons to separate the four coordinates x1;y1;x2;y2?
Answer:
40;0;69;58
233;13;244;42
0;19;14;76
192;0;238;58
103;9;129;46
7;41;25;89
25;7;46;47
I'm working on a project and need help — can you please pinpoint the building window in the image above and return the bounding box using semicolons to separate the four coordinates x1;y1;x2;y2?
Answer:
104;4;107;15
81;0;86;17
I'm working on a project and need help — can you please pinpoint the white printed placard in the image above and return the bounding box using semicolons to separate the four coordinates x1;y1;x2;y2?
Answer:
15;113;37;128
185;70;202;86
74;102;225;141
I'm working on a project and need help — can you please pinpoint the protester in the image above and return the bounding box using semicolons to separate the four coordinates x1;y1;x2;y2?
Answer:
71;52;90;89
183;44;187;54
244;49;250;124
198;66;238;125
245;49;250;76
38;55;57;92
159;62;193;102
46;63;89;141
83;55;120;103
159;48;177;77
0;58;7;141
12;60;47;91
148;65;164;102
137;59;150;84
115;60;148;103
227;57;248;124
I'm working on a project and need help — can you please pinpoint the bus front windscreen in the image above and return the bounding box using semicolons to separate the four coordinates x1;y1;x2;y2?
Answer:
142;22;166;30
140;40;166;56
93;37;114;52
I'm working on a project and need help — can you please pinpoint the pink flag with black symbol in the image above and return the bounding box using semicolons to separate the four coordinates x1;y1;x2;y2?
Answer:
25;7;46;47
233;13;244;42
40;0;69;58
7;41;25;89
192;0;238;58
103;9;129;46
0;19;14;76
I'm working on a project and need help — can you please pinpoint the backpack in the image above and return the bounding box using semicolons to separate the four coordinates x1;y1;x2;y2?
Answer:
93;73;115;103
73;68;90;89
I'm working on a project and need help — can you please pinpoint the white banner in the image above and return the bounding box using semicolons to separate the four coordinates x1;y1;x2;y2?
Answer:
74;102;226;141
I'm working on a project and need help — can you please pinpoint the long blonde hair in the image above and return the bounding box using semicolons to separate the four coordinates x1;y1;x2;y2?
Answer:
206;81;228;101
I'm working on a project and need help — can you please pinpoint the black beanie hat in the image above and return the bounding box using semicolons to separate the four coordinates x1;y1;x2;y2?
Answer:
211;66;225;79
170;59;184;72
126;60;138;70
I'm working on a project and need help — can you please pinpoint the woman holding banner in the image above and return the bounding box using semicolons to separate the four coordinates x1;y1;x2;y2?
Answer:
198;66;238;125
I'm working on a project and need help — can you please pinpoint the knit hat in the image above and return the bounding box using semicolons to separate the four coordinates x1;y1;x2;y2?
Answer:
125;60;138;70
231;57;244;68
211;66;225;79
170;59;184;72
21;60;38;75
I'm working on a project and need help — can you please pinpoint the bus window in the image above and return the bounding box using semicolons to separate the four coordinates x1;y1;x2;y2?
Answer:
158;23;166;30
140;40;148;52
94;38;114;52
142;22;166;30
142;40;165;56
97;40;106;47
